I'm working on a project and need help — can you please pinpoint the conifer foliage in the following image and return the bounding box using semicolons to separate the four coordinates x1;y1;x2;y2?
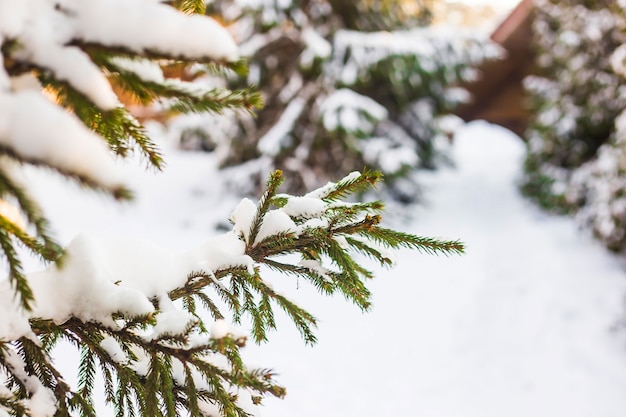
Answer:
522;0;626;251
168;0;498;201
0;1;463;416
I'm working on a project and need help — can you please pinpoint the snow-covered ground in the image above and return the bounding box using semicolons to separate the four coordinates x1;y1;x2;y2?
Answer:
25;121;626;416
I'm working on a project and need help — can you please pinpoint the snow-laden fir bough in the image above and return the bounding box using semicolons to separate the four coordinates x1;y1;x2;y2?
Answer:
0;1;463;416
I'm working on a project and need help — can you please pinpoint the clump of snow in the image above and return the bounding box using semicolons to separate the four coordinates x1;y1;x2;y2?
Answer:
300;28;331;68
109;57;165;84
320;89;387;133
3;348;57;417
100;337;128;364
147;297;197;341
28;234;156;328
295;217;329;235
299;259;332;282
80;235;192;297
258;98;306;156
210;319;230;339
184;232;255;274
303;171;361;200
254;210;297;243
0;280;32;341
0;91;126;190
0;225;257;343
330;28;500;86
20;45;119;110
230;198;257;242
281;196;326;219
360;137;418;174
71;0;238;62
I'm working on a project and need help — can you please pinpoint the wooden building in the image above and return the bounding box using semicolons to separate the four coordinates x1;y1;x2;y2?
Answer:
454;0;534;136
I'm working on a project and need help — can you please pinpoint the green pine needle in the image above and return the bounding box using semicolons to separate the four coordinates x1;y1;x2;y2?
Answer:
307;169;383;202
177;0;206;15
0;227;33;310
365;227;465;256
247;170;285;248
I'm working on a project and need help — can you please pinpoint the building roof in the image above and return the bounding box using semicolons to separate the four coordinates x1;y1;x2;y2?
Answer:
454;0;534;136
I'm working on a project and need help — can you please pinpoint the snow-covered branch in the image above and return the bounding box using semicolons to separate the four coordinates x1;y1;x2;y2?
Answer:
0;170;462;417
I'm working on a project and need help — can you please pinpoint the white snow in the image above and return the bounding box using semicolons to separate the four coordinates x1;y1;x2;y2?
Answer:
257;97;306;156
244;121;626;417
360;137;419;174
109;57;165;84
320;89;387;133
0;0;241;218
0;91;126;190
299;259;332;282
300;28;332;68
100;337;128;364
184;232;255;273
0;0;238;109
148;297;197;341
5;120;626;416
3;348;57;417
253;210;297;244
230;198;257;241
210;319;230;339
331;28;500;86
281;196;326;219
0;279;32;341
304;171;361;200
27;234;157;328
71;0;238;62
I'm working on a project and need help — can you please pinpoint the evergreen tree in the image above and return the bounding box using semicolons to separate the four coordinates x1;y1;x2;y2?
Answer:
522;0;626;251
0;1;463;416
167;0;498;202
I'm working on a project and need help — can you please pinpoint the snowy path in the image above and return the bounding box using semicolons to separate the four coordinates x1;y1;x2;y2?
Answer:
245;121;626;417
27;121;626;416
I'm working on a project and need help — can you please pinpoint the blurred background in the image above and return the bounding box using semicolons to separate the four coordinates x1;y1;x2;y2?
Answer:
23;0;626;416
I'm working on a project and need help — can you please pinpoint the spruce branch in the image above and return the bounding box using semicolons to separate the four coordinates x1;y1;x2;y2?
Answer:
0;170;463;417
0;216;58;263
190;169;464;345
309;168;384;201
0;227;33;310
42;77;165;170
322;238;372;310
77;42;240;73
364;227;465;256
343;236;394;266
0;165;62;261
0;1;469;414
167;86;263;115
263;258;336;295
176;0;207;15
0;144;134;201
103;60;262;115
78;345;98;412
247;170;285;248
25;310;287;417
